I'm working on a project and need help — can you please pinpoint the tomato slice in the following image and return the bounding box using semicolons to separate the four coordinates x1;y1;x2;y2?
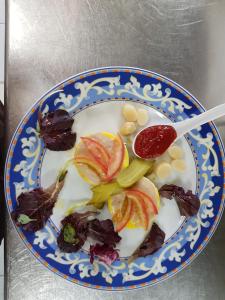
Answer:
81;137;110;173
113;197;133;232
74;156;107;179
107;135;125;181
125;191;149;230
76;163;101;186
127;189;158;214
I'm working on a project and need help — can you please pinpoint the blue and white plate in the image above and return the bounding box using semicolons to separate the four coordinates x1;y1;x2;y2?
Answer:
5;67;225;290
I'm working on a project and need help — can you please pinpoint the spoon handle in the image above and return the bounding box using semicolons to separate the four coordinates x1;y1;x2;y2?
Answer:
175;103;225;137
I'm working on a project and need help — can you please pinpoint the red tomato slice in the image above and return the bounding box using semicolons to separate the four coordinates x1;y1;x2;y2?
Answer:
127;188;158;214
74;155;107;179
125;191;149;230
113;197;133;232
107;135;125;181
81;137;110;173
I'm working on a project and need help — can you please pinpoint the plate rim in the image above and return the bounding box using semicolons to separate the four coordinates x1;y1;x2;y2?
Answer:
4;66;225;291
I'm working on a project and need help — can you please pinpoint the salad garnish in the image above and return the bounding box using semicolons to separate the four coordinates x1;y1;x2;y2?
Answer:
11;170;67;231
57;212;121;255
129;223;165;262
90;244;119;265
11;104;202;265
39;109;76;151
159;184;200;217
57;211;98;252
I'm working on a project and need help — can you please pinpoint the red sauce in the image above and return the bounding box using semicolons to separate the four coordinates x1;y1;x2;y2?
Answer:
134;125;177;159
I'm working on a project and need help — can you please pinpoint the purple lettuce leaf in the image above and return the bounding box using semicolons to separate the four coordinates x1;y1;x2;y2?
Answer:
11;171;67;232
57;211;98;253
88;219;121;247
130;223;165;261
38;109;76;151
159;184;200;217
90;243;119;265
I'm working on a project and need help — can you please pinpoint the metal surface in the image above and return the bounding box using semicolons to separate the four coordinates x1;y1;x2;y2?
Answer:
5;0;225;299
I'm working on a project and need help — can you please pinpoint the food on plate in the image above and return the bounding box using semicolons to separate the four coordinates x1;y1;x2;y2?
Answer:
155;162;172;180
88;182;122;209
110;195;133;232
88;218;121;245
129;223;165;262
57;211;98;252
57;211;121;262
38;109;76;151
136;108;149;126
108;177;160;231
74;132;128;185
121;104;149;136
122;104;138;122
134;125;177;159
90;244;119;265
171;159;186;172
117;158;154;188
11;170;67;232
159;184;200;217
120;122;136;136
12;104;201;265
168;145;183;160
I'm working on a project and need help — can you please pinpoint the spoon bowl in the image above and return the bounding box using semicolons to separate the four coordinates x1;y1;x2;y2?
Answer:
133;103;225;159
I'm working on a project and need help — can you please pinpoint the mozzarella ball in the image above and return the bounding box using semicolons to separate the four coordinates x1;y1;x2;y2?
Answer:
155;162;172;179
120;122;137;136
168;145;183;159
122;104;138;122
171;159;186;172
137;108;149;126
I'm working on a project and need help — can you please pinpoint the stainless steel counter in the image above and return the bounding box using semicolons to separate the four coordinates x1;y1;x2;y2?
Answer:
5;0;225;299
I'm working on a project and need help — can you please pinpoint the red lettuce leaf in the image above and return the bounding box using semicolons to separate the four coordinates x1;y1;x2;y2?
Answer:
57;215;121;253
88;219;121;247
159;184;200;217
42;131;76;151
57;211;98;253
11;172;67;232
39;109;76;151
90;243;119;265
131;223;165;260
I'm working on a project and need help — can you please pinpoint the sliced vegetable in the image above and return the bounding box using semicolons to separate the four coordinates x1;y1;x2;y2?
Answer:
128;188;158;214
134;177;160;210
74;156;107;178
117;159;154;188
76;163;101;186
81;137;110;172
90;244;119;265
11;170;67;232
126;191;149;230
88;182;122;208
113;197;133;232
74;133;128;185
159;184;200;217
107;135;125;181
